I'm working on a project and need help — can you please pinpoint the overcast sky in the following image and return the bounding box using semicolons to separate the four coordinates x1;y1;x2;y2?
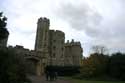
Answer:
0;0;125;56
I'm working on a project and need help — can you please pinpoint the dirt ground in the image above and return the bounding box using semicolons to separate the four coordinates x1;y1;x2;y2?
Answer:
28;75;73;83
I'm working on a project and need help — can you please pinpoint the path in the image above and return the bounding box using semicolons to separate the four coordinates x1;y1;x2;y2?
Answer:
28;75;73;83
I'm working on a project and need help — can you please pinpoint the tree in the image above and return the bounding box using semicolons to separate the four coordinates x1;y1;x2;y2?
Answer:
92;45;107;54
80;57;96;78
80;53;109;79
109;52;125;80
0;12;9;40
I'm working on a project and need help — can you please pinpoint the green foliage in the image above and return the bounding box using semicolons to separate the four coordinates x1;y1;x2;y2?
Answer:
0;48;30;83
80;53;109;78
109;52;125;80
0;12;9;40
80;52;125;81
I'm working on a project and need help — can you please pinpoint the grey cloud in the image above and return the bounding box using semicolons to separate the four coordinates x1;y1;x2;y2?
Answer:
56;1;125;53
56;2;102;34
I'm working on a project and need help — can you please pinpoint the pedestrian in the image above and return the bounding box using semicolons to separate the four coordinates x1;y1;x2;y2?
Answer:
45;66;49;81
55;71;58;80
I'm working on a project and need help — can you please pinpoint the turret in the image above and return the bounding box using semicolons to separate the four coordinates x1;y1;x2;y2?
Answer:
35;17;50;52
37;17;50;26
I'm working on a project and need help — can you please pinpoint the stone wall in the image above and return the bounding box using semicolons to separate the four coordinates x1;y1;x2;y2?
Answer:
64;39;83;66
49;30;65;66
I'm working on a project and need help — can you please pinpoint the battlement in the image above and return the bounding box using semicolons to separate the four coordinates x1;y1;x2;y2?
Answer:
50;29;65;37
55;30;65;37
55;30;64;34
8;45;33;51
37;17;50;25
65;39;81;46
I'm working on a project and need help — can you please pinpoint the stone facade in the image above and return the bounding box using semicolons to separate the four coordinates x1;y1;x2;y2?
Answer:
35;17;50;52
64;39;83;66
35;17;83;67
8;45;44;76
35;17;50;70
49;30;65;66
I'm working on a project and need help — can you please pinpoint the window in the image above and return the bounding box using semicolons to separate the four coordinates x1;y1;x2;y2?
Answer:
61;41;64;44
61;54;63;58
53;40;56;42
44;44;46;47
62;47;64;51
53;46;56;49
44;37;46;41
53;53;56;57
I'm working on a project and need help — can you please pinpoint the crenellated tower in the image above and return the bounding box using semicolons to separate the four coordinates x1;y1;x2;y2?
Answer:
64;39;83;66
35;17;50;52
35;17;50;70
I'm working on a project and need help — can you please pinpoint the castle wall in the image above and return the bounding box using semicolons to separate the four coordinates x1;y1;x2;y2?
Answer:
64;40;83;66
8;45;43;76
49;30;65;66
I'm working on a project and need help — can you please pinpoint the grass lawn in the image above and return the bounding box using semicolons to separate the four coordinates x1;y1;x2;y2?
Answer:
72;80;125;83
63;77;125;83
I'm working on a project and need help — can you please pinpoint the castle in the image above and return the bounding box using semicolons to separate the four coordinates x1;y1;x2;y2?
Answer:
1;17;83;76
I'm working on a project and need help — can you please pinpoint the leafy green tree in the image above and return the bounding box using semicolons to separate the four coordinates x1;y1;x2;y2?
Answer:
80;57;96;78
80;53;109;78
90;53;109;76
109;52;125;80
92;45;108;54
0;12;9;40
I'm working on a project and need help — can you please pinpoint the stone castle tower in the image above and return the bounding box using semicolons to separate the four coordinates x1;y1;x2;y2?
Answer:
35;17;49;52
35;17;65;66
35;17;83;67
35;17;50;67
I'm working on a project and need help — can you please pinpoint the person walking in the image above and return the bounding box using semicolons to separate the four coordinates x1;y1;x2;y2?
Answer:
45;66;50;81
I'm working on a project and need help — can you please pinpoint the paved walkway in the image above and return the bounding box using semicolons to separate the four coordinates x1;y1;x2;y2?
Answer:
28;75;73;83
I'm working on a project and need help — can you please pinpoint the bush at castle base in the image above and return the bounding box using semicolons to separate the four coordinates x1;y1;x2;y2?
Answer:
0;47;30;83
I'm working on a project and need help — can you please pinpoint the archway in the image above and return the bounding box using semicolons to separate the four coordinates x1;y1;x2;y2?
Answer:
25;56;42;76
